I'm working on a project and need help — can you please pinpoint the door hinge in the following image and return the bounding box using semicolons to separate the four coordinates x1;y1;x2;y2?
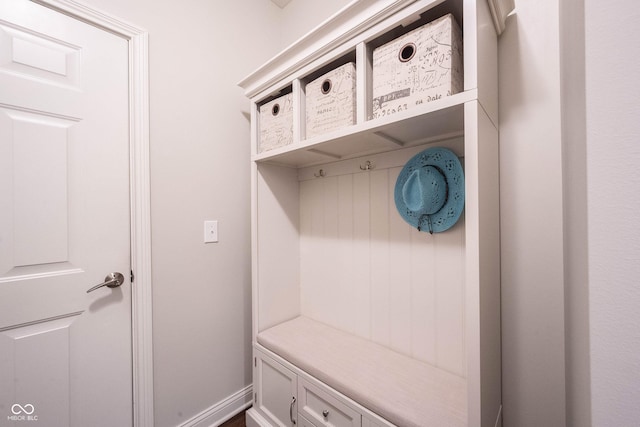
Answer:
254;357;257;367
130;270;135;283
254;392;257;403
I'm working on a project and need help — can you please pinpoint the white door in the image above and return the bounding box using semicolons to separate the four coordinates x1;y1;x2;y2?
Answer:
0;1;132;426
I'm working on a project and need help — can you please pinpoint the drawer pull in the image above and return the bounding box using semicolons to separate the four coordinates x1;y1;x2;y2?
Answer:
290;396;296;425
322;409;329;418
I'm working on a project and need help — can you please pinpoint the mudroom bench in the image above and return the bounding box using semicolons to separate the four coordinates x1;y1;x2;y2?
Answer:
241;0;511;425
255;316;466;427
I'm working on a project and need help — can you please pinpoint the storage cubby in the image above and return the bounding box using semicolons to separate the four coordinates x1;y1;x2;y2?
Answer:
239;1;511;426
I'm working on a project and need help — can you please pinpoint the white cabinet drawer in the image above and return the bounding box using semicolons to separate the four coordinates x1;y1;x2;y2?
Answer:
298;378;360;427
298;413;318;427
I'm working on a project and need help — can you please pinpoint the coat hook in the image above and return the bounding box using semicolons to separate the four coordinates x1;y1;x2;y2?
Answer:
360;160;374;171
314;169;325;178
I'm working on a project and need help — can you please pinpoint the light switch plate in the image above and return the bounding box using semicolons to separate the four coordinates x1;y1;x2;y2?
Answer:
204;220;218;243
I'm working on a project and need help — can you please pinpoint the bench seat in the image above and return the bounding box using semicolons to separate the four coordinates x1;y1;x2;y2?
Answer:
258;316;467;427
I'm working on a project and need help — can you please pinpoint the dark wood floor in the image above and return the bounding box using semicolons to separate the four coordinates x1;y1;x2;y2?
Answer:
220;410;246;427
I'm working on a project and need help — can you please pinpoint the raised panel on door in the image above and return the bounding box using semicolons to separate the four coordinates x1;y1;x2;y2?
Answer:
256;350;298;427
0;315;77;425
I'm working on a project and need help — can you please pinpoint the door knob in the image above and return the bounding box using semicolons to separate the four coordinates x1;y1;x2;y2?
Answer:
86;272;125;293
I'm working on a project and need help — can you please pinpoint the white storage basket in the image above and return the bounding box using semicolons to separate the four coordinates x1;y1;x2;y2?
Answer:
259;93;293;153
372;13;463;119
305;62;356;139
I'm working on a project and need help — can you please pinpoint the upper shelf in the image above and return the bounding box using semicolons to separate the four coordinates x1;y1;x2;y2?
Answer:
238;0;421;99
238;0;513;98
240;0;513;169
253;89;473;168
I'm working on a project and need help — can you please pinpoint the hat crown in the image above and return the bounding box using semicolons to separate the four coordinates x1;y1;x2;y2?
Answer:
402;165;447;215
394;147;464;234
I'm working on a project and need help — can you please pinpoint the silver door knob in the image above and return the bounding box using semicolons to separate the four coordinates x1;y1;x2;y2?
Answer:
86;272;125;293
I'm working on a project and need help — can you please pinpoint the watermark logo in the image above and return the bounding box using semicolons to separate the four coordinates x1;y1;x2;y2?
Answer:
7;404;38;422
11;404;35;415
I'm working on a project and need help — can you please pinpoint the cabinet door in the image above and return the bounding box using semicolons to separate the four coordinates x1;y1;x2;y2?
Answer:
255;350;298;427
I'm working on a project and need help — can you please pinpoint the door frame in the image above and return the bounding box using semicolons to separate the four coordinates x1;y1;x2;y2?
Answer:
31;1;154;426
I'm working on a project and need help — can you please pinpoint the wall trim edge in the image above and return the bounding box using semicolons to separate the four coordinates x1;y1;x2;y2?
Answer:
179;385;253;427
31;1;153;427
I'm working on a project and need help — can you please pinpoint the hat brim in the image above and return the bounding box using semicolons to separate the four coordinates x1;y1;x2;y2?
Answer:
394;147;465;233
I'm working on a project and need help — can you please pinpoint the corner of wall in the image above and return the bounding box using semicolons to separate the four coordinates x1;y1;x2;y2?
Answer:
559;1;591;426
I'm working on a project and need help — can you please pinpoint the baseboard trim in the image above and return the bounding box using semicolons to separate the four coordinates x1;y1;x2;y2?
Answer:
245;408;270;427
494;404;503;427
178;385;253;427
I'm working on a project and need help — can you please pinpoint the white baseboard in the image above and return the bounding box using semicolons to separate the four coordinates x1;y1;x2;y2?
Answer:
494;404;503;427
245;408;271;427
178;385;253;427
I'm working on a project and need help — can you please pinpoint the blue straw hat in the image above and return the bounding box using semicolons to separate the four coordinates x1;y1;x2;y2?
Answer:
394;147;465;234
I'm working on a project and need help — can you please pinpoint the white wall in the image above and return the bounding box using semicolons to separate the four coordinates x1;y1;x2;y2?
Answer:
67;1;282;425
585;0;640;425
278;0;354;46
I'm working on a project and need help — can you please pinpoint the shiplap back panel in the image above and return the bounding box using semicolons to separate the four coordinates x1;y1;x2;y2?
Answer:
299;161;466;377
